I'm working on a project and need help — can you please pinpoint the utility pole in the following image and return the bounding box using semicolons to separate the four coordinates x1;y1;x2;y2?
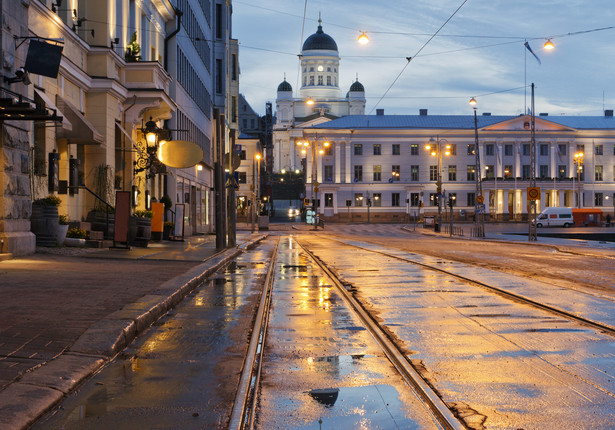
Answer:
214;109;227;249
226;129;237;247
528;83;538;241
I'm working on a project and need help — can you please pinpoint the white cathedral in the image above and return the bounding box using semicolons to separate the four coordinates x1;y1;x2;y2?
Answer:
273;19;366;173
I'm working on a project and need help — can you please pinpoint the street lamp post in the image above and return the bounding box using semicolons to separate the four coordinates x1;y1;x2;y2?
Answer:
426;136;450;232
573;151;584;208
469;97;485;238
448;193;456;236
251;152;261;233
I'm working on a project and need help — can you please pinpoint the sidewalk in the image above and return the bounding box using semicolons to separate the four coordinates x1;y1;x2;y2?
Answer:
0;232;265;430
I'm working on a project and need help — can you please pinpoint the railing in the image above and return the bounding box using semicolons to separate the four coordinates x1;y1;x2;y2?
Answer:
443;225;464;236
470;225;485;238
79;186;115;239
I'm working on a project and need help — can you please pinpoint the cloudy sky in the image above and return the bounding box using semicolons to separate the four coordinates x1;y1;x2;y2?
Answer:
232;0;615;117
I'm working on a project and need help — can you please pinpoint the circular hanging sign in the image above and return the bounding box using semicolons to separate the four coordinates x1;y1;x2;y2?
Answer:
527;187;540;200
157;140;204;169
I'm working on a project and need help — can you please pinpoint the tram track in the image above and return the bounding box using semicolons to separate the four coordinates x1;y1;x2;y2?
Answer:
318;236;615;338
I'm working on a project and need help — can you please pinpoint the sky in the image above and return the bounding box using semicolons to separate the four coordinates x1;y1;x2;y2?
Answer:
232;0;615;118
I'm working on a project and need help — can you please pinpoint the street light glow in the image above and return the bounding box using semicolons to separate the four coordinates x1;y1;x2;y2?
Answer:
544;39;555;50
469;97;477;106
357;32;369;45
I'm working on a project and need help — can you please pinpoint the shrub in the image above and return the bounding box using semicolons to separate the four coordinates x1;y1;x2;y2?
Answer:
59;214;69;225
66;228;87;239
134;210;153;218
34;195;62;207
164;221;175;229
160;195;172;210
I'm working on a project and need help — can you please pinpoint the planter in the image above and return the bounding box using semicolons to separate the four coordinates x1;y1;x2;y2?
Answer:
31;205;59;247
130;216;151;247
163;226;173;240
64;237;86;247
57;224;68;246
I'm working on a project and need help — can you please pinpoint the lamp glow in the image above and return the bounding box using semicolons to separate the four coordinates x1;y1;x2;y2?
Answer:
358;32;369;45
544;39;554;50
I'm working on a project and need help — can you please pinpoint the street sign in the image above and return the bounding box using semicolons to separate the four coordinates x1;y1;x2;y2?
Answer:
476;203;486;213
314;187;319;193
314;181;319;187
476;195;484;204
527;187;540;201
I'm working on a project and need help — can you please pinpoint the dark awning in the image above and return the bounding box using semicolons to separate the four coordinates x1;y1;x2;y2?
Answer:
56;95;104;144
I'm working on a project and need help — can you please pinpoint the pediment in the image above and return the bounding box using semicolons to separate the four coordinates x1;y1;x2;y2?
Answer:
482;115;577;132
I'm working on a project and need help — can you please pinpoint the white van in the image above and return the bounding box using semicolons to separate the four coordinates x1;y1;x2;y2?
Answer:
534;207;574;227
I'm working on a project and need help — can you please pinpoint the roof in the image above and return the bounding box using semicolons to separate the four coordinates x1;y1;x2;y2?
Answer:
302;23;338;52
277;80;292;92
349;81;365;92
306;114;615;131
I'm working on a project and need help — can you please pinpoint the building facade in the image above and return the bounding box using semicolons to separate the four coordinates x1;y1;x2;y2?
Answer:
303;111;615;222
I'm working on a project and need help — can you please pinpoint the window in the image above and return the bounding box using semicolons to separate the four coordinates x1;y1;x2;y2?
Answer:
504;165;513;178
595;165;603;181
540;144;549;156
448;165;457;181
324;165;333;182
309;76;314;85
522;165;531;179
240;150;247;160
373;144;381;155
392;193;400;207
215;3;223;38
485;165;494;179
238;172;247;184
558;165;567;178
392;144;400;155
231;54;237;81
448;144;457;155
467;165;475;181
354;144;363;155
373;193;381;207
354;193;363;206
504;144;513;156
467;192;476;207
558;144;567;156
411;165;419;181
354;165;363;182
215;59;223;94
326;76;331;86
317;75;323;85
429;165;438;181
539;165;549;178
373;165;381;181
410;144;418;155
429;193;438;206
595;192;603;206
523;144;531;156
486;144;494;156
595;144;603;155
324;193;333;207
467;144;475;155
576;144;585;153
392;165;400;181
410;193;420;207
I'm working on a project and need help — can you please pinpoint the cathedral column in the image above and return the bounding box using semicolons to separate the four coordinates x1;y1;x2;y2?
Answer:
335;142;341;183
345;142;351;183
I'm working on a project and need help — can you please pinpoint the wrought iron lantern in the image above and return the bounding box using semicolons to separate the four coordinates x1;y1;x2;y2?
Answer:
134;117;169;176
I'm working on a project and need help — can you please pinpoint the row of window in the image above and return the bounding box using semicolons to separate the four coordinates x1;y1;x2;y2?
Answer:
345;143;615;157
303;75;338;87
314;191;615;208
329;164;615;182
177;48;211;118
177;0;211;71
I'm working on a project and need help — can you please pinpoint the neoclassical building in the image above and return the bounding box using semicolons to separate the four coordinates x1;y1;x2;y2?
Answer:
273;19;366;174
302;110;615;222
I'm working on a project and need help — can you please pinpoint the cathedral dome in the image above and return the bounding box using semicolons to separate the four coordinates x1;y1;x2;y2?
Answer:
277;79;292;92
302;22;338;52
349;80;365;92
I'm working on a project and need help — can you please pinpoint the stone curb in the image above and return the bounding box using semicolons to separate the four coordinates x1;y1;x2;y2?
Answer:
0;235;267;430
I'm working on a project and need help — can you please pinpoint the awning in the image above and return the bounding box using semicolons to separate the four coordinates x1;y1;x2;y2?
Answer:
34;88;71;131
56;95;104;144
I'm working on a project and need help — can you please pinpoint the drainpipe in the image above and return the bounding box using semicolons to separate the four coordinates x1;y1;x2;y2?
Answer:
164;8;183;72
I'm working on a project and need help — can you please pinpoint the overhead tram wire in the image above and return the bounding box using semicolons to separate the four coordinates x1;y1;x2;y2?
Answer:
367;0;470;115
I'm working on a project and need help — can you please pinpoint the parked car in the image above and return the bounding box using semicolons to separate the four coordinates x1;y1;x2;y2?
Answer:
533;207;573;227
288;206;300;218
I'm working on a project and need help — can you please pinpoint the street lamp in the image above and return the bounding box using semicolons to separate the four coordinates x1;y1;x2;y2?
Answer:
251;152;261;232
426;136;450;232
573;151;584;208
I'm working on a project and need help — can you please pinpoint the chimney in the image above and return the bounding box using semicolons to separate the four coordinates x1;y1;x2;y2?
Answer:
539;112;548;116
605;109;613;117
376;108;384;116
419;109;428;116
482;112;491;116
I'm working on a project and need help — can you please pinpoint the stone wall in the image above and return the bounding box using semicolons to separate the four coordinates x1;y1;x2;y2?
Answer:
0;0;36;256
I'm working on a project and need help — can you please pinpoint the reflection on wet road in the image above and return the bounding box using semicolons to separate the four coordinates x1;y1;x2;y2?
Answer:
300;235;615;429
33;242;275;430
257;236;440;428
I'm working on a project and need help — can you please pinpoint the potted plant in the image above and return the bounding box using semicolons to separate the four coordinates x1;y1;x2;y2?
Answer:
31;195;62;247
132;210;152;247
64;227;87;247
125;32;141;62
163;221;174;240
57;214;69;246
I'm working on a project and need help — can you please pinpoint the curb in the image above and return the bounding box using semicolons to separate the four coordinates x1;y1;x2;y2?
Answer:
0;236;265;430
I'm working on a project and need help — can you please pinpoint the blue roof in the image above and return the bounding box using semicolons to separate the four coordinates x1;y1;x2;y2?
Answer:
306;114;615;130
